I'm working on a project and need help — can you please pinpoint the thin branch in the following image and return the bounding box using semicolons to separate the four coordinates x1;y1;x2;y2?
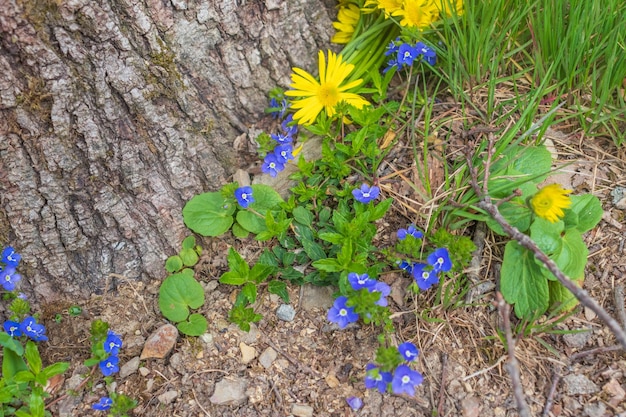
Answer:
614;284;626;330
437;353;448;417
542;366;561;417
497;292;532;417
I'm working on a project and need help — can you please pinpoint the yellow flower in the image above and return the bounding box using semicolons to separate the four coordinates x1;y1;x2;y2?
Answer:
285;50;370;125
530;184;573;223
364;0;403;16
331;3;361;44
434;0;464;17
392;0;440;29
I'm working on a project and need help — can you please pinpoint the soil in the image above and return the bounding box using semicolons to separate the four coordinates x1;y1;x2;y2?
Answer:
9;106;626;417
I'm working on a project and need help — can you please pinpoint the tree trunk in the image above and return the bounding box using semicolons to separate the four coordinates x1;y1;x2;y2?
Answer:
0;0;334;301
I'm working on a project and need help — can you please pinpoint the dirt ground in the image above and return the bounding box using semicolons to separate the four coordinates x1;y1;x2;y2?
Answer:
28;107;626;417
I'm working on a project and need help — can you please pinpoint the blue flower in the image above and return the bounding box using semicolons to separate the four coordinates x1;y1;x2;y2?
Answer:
1;247;21;267
19;316;48;342
385;37;401;56
269;97;288;119
364;363;393;393
92;397;113;411
397;43;420;67
348;272;377;290
270;132;293;144
0;267;21;291
281;114;298;136
234;186;254;208
104;330;123;356
346;396;363;411
397;225;424;240
397;260;413;274
3;320;22;337
262;153;285;177
273;144;294;164
327;296;359;329
391;364;423;396
99;355;120;376
352;184;380;203
369;281;391;307
412;263;439;291
416;42;437;65
427;248;452;273
398;342;419;362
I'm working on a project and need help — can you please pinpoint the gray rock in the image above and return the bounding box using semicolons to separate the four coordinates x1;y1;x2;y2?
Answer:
563;374;599;395
209;378;248;406
119;356;140;378
258;347;277;369
291;404;314;417
584;402;606;417
563;329;592;348
276;304;296;322
157;390;178;405
169;352;186;375
300;285;334;311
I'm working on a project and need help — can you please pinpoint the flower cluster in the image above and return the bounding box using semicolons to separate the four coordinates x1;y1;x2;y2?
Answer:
98;330;122;377
363;0;464;29
327;272;391;328
384;38;437;73
365;342;423;396
262;109;299;177
1;246;22;291
3;316;48;342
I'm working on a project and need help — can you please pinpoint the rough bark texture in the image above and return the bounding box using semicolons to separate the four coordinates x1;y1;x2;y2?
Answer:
0;0;333;301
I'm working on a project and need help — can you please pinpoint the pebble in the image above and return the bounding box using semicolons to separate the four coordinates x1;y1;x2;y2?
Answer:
258;347;277;369
140;324;178;360
240;342;257;364
200;332;214;346
169;352;186;374
583;402;606;417
239;323;260;344
276;304;296;321
461;395;481;417
139;367;150;377
563;329;592;348
563;374;599;395
158;390;178;405
291;404;314;417
119;356;140;378
300;285;334;311
209;377;249;406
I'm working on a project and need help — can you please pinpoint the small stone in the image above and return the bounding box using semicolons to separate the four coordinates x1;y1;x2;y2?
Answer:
140;324;178;360
563;329;592;348
265;0;282;10
209;378;248;406
139;367;150;377
276;304;296;322
583;402;606;417
258;347;277;369
603;378;626;406
325;374;340;388
563;374;599;395
300;285;334;311
240;342;257;364
291;404;314;417
158;390;178;404
145;378;155;392
119;356;140;378
461;395;481;417
200;333;214;346
66;374;85;391
239;323;260;344
169;352;186;374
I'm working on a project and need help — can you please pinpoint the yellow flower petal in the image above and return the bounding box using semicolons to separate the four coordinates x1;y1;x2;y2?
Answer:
530;184;573;223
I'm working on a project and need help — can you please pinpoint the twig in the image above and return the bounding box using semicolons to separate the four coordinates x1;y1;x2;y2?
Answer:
569;344;623;361
437;353;448;417
462;355;506;381
615;285;626;330
542;366;561;417
465;139;626;351
496;292;532;417
192;388;211;416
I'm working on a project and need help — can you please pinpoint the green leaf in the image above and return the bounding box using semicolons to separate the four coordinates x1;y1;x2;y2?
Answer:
312;258;343;272
179;248;199;267
177;313;208;336
249;263;276;284
0;333;24;355
181;235;196;250
292;206;314;227
183;192;235;236
158;269;205;323
219;248;250;285
509;145;552;178
24;342;42;375
83;357;101;367
40;362;70;381
548;279;582;312
318;232;344;245
0;384;20;403
28;391;44;417
165;255;183;273
530;217;563;256
249;184;284;211
301;238;326;261
231;222;250;239
12;370;35;383
500;241;550;319
368;198;393;221
229;305;263;332
486;200;533;235
568;194;603;233
2;346;27;380
552;229;588;280
268;280;289;303
236;210;266;234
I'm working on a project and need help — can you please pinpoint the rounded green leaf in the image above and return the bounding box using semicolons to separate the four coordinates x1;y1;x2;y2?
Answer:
232;222;250;239
159;269;205;323
568;194;603;233
165;255;183;273
236;211;266;234
181;235;196;250
180;248;199;267
249;184;284;211
177;313;208;336
183;192;235;236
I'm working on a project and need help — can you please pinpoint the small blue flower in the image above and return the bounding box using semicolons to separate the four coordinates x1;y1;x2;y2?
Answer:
364;363;393;393
281;114;298;136
327;296;359;329
348;272;377;291
0;267;21;291
412;263;439;291
99;355;120;376
262;153;285;177
384;37;401;56
92;397;113;411
397;225;424;240
234;186;254;209
397;260;413;274
1;247;21;268
270;132;293;144
352;184;380;203
273;144;294;164
398;342;419;362
3;320;22;337
416;42;437;65
427;248;452;273
103;330;123;356
397;43;420;67
391;364;423;396
369;281;391;307
346;396;363;411
20;316;48;342
269;97;288;119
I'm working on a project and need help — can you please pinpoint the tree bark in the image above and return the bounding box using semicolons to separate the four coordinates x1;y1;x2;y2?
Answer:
0;0;334;301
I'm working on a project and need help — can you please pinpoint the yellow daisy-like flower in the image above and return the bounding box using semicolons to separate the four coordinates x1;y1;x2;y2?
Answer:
331;3;361;44
529;184;573;223
284;50;370;125
434;0;464;17
392;0;440;29
364;0;403;16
